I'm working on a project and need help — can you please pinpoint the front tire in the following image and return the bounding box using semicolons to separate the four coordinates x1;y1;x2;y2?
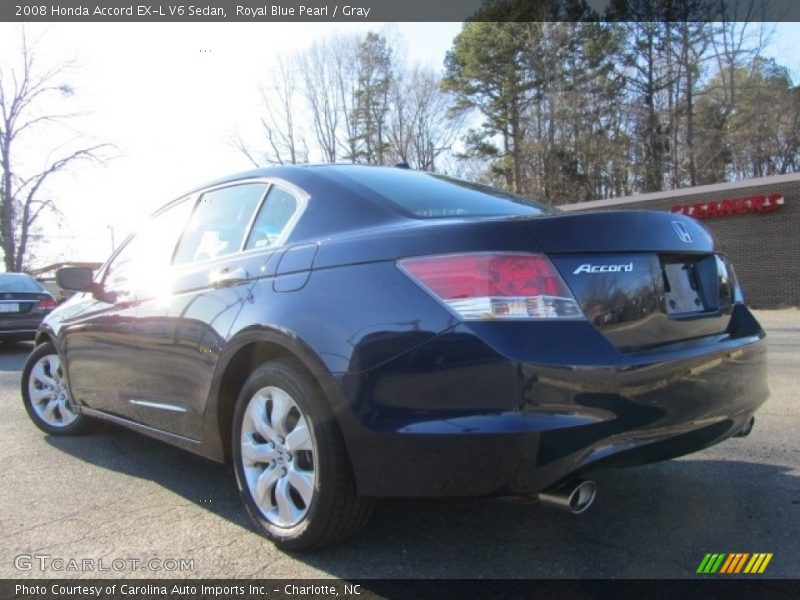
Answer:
22;342;99;435
232;359;372;550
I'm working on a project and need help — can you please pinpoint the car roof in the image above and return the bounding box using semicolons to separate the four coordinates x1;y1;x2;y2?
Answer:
187;163;373;193
179;164;551;243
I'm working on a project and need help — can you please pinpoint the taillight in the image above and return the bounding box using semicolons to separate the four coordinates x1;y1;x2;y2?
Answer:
36;297;58;311
399;253;584;320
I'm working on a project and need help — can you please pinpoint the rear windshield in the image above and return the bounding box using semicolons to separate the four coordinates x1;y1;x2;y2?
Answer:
0;274;44;292
325;166;555;219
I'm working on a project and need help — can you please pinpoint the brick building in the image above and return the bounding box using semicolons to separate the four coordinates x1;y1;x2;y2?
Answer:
560;173;800;308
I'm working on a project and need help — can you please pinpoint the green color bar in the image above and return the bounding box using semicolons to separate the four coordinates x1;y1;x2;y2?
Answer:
710;553;727;573
699;553;723;574
704;554;720;573
697;554;713;573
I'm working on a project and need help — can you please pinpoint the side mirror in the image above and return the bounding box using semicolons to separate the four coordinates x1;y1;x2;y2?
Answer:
56;267;95;292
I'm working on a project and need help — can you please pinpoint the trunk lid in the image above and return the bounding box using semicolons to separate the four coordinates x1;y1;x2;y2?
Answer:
528;211;735;351
315;209;737;350
0;291;52;321
526;210;715;254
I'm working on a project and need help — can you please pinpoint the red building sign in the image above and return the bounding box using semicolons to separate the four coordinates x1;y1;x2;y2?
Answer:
670;193;784;219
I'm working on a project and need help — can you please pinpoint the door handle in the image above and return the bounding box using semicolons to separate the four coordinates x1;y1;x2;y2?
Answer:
210;266;249;287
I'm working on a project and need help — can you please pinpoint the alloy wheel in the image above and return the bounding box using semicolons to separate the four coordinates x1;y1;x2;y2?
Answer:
28;352;78;428
240;386;317;528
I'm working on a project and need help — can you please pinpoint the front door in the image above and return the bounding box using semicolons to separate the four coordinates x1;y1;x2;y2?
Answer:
65;196;194;422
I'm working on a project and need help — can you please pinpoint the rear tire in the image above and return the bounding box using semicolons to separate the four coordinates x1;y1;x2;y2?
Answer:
231;358;372;550
22;342;99;435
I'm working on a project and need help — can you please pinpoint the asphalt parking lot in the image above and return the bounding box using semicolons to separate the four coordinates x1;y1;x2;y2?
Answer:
1;309;798;579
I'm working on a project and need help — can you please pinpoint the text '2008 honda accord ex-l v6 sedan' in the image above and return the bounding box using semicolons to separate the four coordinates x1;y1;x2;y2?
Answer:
22;165;768;550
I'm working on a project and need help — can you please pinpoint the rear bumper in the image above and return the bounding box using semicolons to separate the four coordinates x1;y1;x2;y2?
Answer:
0;314;44;337
0;326;39;340
336;306;769;497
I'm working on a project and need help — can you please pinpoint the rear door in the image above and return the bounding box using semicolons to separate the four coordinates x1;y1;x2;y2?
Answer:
130;180;306;439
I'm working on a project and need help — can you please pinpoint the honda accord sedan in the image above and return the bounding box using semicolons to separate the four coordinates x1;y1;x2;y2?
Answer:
22;165;768;549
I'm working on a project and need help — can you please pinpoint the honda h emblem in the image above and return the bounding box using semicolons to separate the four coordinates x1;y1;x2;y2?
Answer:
672;221;693;243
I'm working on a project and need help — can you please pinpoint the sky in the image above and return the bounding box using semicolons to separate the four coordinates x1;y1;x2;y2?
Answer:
1;21;799;268
0;22;464;266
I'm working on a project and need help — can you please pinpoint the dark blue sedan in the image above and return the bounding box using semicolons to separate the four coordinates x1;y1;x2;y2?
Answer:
22;165;768;549
0;273;58;342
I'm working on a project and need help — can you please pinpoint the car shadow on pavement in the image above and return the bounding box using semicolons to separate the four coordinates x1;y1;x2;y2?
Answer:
44;425;253;531
300;459;799;578
44;428;799;578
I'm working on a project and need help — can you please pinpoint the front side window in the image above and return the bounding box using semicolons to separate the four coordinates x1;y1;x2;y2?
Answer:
173;183;267;265
103;198;194;294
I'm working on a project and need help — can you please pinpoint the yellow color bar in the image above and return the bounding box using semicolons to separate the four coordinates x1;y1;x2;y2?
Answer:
758;554;773;574
744;554;760;574
744;553;773;574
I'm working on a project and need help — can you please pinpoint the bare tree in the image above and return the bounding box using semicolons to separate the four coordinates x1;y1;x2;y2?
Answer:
389;65;462;171
237;36;364;167
329;34;361;163
711;1;773;116
298;38;342;163
238;29;466;171
0;29;112;272
673;19;713;186
235;55;308;167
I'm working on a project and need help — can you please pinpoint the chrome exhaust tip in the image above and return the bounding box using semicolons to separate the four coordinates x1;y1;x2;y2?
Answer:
734;416;755;438
537;480;597;514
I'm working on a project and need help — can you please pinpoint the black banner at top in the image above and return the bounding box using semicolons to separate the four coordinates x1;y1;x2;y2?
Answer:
6;0;482;22
4;0;800;23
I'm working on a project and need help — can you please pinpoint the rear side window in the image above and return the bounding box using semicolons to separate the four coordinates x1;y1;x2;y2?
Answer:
245;186;298;250
327;166;554;219
173;183;267;265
